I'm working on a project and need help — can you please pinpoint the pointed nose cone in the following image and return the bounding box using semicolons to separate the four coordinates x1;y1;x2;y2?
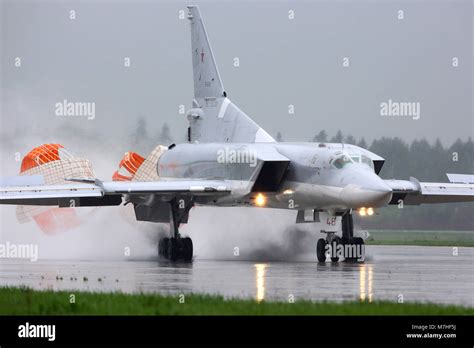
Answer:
340;170;393;208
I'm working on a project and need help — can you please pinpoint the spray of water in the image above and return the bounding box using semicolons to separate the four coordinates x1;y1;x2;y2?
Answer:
0;120;326;262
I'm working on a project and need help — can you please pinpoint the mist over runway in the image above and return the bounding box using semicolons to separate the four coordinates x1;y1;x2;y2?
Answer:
1;245;472;307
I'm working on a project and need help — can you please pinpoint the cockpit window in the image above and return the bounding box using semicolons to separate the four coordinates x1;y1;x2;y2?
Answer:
330;152;374;170
350;155;360;163
361;155;374;169
330;153;353;169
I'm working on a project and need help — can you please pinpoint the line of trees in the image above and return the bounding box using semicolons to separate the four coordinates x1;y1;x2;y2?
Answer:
129;118;174;155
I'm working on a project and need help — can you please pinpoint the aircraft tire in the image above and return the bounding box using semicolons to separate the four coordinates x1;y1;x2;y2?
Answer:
182;237;193;262
168;238;180;261
316;238;327;262
330;236;341;262
344;237;364;262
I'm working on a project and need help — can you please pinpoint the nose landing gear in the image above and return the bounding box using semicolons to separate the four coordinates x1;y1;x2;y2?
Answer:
316;212;365;263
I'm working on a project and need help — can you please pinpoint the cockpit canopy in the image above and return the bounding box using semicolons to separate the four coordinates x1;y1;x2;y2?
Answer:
329;151;375;170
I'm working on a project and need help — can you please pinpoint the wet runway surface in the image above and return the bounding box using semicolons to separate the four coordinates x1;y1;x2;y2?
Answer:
1;245;473;306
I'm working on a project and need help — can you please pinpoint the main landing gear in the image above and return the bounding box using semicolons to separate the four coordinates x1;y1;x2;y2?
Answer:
316;212;365;263
158;198;194;262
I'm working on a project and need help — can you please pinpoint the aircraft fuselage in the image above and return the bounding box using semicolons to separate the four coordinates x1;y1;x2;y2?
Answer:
157;142;393;213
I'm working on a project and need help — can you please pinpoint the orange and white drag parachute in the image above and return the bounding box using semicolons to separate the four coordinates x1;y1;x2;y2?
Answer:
112;152;145;181
112;145;167;182
16;144;95;235
14;143;168;234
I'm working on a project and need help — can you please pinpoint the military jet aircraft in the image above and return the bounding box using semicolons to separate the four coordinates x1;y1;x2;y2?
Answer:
1;5;473;262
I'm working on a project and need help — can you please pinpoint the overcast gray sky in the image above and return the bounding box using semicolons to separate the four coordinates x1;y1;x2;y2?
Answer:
1;0;472;150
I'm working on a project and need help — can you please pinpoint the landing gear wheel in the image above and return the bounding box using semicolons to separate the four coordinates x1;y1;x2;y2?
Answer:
182;237;193;262
162;237;193;262
330;236;341;262
316;238;327;262
168;237;180;261
158;237;169;259
344;237;364;262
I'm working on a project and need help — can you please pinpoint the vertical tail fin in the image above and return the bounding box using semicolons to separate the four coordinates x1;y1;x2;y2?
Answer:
186;5;274;143
187;5;225;100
